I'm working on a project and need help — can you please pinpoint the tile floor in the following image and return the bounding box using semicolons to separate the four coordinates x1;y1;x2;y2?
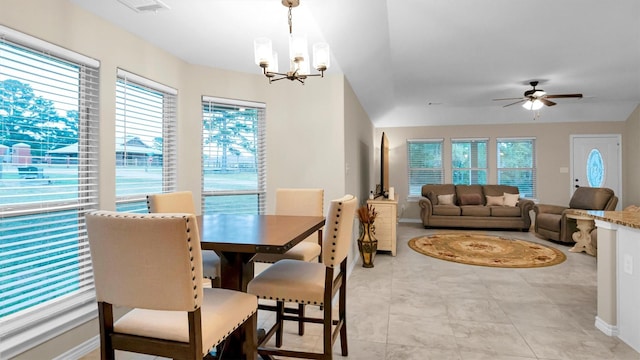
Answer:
81;222;640;360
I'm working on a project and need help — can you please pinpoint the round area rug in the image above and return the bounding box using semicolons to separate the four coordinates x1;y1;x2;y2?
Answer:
408;233;566;268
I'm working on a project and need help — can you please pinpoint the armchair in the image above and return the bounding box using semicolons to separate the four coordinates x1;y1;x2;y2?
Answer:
534;187;618;243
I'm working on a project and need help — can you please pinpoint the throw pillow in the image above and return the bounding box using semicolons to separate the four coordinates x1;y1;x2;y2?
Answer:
437;194;455;205
459;193;483;206
486;195;505;206
427;191;438;205
504;192;519;207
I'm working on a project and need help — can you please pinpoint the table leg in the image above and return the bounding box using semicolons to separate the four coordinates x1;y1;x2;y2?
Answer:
217;251;258;360
569;219;596;256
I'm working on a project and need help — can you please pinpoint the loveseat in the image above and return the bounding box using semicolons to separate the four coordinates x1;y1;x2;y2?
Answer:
418;184;534;230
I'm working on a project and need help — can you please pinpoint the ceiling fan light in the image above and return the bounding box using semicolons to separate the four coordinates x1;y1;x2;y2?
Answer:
522;99;544;110
533;90;546;97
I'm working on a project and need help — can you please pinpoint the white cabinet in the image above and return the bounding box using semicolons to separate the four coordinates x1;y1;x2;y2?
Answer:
367;199;397;256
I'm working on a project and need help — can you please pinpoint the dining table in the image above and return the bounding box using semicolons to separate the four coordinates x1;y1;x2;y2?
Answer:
197;213;326;359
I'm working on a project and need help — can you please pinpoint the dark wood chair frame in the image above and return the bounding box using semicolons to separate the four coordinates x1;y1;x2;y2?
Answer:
256;229;323;336
256;256;348;360
98;301;257;360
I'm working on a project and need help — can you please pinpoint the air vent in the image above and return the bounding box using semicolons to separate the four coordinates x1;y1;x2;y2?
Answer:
117;0;170;13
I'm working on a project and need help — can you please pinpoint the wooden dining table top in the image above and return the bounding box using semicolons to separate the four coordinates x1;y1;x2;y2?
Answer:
197;213;326;254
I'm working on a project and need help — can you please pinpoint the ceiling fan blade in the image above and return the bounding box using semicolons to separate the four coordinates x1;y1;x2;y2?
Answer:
539;98;556;107
545;93;583;99
502;99;526;108
493;97;525;101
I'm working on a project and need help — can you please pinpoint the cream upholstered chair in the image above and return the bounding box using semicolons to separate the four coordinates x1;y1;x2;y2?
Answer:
247;194;357;360
253;188;324;336
254;188;324;263
147;191;221;287
85;211;257;360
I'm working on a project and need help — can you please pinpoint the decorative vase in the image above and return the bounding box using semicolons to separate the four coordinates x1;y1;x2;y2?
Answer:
357;222;378;268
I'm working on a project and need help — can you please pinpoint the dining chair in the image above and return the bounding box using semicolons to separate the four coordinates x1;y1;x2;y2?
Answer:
147;190;221;287
247;194;357;360
85;211;258;360
253;188;324;336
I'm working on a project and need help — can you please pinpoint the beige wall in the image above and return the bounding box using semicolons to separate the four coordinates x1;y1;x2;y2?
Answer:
376;121;627;220
1;0;372;358
623;105;640;208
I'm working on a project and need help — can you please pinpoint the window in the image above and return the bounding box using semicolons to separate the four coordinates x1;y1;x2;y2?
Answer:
497;138;536;198
201;97;266;214
0;27;99;357
115;70;177;213
452;138;487;185
407;139;443;197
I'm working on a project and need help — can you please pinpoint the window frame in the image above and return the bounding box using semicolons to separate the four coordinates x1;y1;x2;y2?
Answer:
201;96;266;214
406;138;444;198
0;25;100;358
496;137;537;198
451;138;488;185
115;69;177;213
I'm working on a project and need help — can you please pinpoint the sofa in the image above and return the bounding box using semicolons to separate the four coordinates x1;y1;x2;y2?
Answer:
418;184;534;231
533;186;618;243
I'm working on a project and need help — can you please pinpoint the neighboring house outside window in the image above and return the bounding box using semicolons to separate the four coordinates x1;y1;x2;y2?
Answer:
452;138;488;185
497;137;536;198
115;70;177;213
0;27;100;358
201;97;266;214
407;139;444;197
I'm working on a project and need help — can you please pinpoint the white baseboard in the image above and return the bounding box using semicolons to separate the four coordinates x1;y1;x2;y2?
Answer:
52;335;99;360
595;316;618;337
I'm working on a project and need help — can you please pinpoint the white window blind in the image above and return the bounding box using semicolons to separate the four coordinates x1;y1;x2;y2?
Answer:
201;96;266;214
407;139;444;196
497;137;537;198
115;70;177;213
452;138;488;185
0;31;100;358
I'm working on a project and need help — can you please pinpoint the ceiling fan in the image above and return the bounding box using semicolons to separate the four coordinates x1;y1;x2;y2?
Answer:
493;81;583;110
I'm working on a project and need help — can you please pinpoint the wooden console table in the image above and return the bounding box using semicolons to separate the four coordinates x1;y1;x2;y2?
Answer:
367;198;397;256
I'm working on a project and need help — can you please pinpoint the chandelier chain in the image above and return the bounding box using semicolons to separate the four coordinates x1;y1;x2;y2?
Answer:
288;5;293;35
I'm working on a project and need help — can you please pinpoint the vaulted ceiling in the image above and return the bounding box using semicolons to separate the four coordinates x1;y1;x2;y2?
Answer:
70;0;640;127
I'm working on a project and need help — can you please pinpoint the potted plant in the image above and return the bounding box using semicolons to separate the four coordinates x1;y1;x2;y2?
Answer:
357;204;378;268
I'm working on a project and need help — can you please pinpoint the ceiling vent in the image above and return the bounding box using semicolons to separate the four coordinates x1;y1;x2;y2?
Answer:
117;0;170;13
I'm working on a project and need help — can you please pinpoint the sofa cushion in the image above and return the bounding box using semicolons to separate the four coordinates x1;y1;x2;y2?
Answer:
504;193;520;207
491;206;521;217
536;213;562;232
486;195;504;206
569;187;615;210
433;205;461;216
427;191;438;205
437;194;455;205
459;193;483;206
421;184;456;198
483;185;520;197
461;206;491;216
455;185;484;206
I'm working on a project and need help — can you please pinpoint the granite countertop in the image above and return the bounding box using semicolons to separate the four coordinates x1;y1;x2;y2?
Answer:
577;210;640;230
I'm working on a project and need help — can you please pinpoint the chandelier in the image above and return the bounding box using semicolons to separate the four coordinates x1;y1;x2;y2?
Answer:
253;0;330;84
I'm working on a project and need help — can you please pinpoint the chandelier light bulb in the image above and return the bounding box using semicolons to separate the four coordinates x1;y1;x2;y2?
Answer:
254;38;273;67
312;42;330;71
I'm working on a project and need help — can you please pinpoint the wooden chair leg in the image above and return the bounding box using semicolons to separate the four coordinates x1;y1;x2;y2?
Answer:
322;300;332;360
276;301;284;348
98;302;115;360
298;303;305;335
339;259;348;356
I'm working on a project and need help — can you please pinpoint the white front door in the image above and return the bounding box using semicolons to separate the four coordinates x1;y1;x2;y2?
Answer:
571;134;621;209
